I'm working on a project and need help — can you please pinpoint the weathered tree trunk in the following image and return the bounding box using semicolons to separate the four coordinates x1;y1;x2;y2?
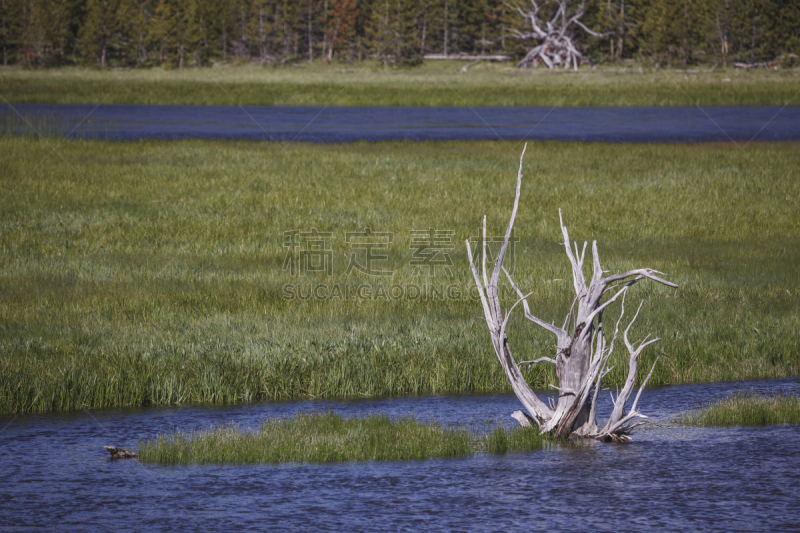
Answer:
509;0;604;70
466;145;677;441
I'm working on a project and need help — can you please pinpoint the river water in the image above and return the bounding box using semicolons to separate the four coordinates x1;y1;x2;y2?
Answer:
2;102;799;530
1;377;799;531
3;104;800;143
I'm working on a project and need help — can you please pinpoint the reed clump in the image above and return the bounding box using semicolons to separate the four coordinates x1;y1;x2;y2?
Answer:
482;424;553;454
677;392;800;427
136;412;553;465
1;112;65;139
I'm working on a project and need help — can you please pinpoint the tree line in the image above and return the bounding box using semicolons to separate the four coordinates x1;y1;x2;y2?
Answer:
0;0;796;68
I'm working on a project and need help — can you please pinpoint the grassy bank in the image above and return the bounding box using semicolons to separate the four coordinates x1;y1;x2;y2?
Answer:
677;393;800;427
137;412;551;465
1;138;799;415
1;63;798;107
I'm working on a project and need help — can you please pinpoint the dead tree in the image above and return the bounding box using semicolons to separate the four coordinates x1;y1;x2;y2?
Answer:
465;145;677;441
508;0;604;70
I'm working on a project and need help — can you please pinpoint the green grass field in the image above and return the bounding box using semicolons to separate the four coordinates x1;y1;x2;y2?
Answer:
137;411;551;465
1;137;798;415
1;62;798;107
678;392;800;427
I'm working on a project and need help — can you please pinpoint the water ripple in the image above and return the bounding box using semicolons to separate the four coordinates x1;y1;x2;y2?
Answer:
1;377;799;531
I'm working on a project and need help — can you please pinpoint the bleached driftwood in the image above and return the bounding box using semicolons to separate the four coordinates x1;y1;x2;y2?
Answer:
508;0;604;70
465;144;677;441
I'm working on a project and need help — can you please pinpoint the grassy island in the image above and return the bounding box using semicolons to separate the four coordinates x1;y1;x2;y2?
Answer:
677;393;800;427
137;412;551;465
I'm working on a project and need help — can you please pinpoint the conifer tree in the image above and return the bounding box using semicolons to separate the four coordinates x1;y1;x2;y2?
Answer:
248;0;273;65
773;0;800;59
457;0;486;54
168;0;202;68
366;0;392;64
80;0;119;67
115;0;153;66
326;0;357;62
299;0;321;61
148;0;171;64
641;0;715;65
1;0;795;68
0;0;22;65
230;0;250;61
392;0;423;63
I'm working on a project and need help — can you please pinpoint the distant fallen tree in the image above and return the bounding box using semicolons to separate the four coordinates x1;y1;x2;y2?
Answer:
733;61;780;70
508;0;604;70
423;54;512;62
466;145;677;441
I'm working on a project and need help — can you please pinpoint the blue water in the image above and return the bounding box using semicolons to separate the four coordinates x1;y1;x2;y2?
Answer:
2;377;799;531
3;104;799;143
2;101;799;530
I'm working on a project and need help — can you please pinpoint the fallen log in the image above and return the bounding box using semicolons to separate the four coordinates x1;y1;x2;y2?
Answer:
733;61;779;69
423;54;511;62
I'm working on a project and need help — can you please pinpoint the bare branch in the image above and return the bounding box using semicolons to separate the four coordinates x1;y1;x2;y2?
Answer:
631;357;659;414
623;300;646;354
602;301;661;434
501;266;531;316
503;267;566;339
482;215;489;290
561;295;578;332
500;291;536;342
465;239;495;330
573;19;606;38
559;209;586;296
591;241;603;284
490;143;527;291
577;282;634;344
549;384;577;396
603;268;679;290
518;357;557;366
599;290;628;365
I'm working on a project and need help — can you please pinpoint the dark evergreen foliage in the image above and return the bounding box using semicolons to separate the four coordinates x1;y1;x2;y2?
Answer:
0;0;795;67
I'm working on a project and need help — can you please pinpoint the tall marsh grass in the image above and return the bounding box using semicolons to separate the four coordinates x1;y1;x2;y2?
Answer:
137;411;552;465
0;63;797;107
1;138;798;415
677;392;800;427
1;111;65;139
482;424;553;454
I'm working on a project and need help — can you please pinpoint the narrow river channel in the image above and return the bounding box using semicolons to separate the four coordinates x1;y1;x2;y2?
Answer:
1;377;798;531
3;104;800;143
